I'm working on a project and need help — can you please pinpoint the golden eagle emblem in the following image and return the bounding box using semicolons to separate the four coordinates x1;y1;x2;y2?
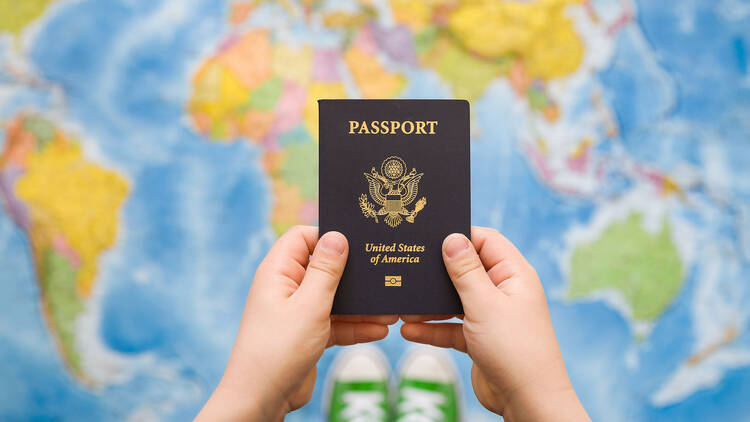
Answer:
358;156;427;227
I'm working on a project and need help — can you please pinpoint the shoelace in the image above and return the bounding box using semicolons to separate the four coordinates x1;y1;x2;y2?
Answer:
396;386;446;422
340;391;387;422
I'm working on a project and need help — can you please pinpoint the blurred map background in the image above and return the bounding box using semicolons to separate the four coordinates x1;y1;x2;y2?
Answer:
1;0;750;420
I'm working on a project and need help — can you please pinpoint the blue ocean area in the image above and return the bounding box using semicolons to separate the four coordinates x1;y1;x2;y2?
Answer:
0;0;749;420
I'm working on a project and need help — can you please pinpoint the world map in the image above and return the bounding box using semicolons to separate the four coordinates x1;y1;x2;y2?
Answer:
1;0;749;420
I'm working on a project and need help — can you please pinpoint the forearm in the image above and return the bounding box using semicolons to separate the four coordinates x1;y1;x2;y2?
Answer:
195;382;288;422
503;386;590;422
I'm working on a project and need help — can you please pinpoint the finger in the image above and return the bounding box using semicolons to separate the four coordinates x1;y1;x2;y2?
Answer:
332;315;399;325
399;314;457;322
471;226;533;283
292;231;348;311
471;226;541;295
471;226;525;268
443;233;500;312
400;322;467;353
256;225;318;289
327;322;389;347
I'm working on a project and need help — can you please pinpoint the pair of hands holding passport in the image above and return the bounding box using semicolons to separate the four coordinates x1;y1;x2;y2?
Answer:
196;225;590;422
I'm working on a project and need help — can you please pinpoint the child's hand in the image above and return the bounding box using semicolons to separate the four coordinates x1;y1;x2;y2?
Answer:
401;227;590;422
196;226;397;422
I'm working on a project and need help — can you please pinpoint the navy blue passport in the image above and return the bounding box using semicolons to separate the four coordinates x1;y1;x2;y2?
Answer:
319;99;470;314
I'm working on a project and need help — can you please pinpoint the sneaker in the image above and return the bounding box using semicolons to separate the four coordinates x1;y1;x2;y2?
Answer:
395;346;460;422
325;345;391;422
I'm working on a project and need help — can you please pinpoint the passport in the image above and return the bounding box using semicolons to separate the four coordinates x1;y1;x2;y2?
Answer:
319;99;470;314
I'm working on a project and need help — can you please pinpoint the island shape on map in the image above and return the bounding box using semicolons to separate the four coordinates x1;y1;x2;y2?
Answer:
567;212;685;337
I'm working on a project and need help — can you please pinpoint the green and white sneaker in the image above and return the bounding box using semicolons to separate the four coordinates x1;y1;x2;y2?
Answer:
325;345;391;422
395;346;460;422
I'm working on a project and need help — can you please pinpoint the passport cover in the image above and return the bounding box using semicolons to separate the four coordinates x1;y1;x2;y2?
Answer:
319;99;470;314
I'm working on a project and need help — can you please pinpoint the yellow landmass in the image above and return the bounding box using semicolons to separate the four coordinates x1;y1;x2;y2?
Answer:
322;11;371;29
344;47;405;98
421;36;507;101
188;30;280;140
0;0;54;36
448;0;584;79
525;11;584;80
660;176;685;199
390;0;432;32
303;82;347;141
15;136;130;296
189;61;250;139
272;44;312;88
571;138;592;158
537;138;548;155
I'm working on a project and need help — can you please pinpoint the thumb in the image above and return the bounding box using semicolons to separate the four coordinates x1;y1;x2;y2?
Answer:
293;231;348;312
443;233;499;314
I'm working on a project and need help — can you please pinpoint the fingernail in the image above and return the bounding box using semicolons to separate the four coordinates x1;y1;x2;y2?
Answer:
444;234;470;258
320;232;346;255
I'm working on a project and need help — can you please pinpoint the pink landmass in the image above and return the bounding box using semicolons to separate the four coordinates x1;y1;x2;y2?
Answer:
567;148;590;173
273;80;307;134
299;201;318;223
51;234;82;268
0;167;30;229
608;2;633;35
216;33;241;54
352;25;378;56
313;48;341;81
524;144;555;183
261;132;281;151
637;166;671;192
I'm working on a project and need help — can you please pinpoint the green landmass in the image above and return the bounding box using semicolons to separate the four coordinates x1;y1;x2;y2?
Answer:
414;25;439;55
248;76;282;110
568;213;685;322
39;247;83;374
527;87;549;110
210;118;229;140
24;115;55;150
0;0;54;36
422;38;508;101
281;141;318;200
